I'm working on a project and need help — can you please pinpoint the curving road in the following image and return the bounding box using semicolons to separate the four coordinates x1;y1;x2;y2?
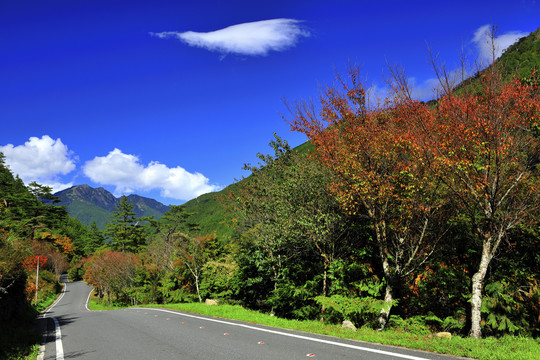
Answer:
39;279;465;360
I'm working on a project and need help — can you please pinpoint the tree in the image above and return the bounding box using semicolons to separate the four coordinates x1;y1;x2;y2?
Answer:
27;182;68;231
289;68;447;329
224;134;360;317
427;70;540;338
225;136;300;309
84;250;140;305
149;205;195;270
0;224;27;320
283;148;355;300
86;221;106;255
106;195;149;252
172;233;211;302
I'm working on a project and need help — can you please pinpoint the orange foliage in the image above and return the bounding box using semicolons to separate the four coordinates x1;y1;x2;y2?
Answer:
54;235;73;255
37;231;74;255
23;255;48;271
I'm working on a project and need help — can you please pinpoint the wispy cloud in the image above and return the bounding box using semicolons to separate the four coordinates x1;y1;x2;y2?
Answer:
472;25;528;62
83;149;220;201
0;135;76;192
151;18;310;56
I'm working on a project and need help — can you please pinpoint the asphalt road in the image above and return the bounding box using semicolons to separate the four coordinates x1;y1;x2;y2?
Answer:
39;279;466;360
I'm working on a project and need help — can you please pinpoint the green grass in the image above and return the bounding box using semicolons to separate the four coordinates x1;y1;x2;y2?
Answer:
34;289;61;313
87;301;539;360
87;290;133;310
89;299;127;311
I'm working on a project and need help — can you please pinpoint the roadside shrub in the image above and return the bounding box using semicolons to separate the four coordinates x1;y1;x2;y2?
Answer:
386;315;433;335
315;294;388;328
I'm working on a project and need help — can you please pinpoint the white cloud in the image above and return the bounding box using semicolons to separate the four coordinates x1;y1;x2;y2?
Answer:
151;18;310;56
0;135;76;193
472;25;528;62
83;149;220;201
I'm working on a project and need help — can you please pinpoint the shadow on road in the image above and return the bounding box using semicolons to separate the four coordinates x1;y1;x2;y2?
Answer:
63;349;96;358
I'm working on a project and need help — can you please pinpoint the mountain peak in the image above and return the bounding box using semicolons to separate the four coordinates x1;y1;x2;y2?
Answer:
54;185;170;228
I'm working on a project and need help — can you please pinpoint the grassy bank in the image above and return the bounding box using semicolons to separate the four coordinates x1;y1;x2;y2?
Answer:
89;300;539;360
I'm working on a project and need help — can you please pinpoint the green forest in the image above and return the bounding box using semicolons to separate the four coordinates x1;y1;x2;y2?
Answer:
1;28;539;360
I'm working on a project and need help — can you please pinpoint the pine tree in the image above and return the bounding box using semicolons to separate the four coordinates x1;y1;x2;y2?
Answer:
106;195;150;252
86;221;105;254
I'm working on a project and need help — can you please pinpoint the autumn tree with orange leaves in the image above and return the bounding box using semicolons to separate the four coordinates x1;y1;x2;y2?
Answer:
290;61;540;337
289;69;448;330
84;250;140;305
425;69;540;338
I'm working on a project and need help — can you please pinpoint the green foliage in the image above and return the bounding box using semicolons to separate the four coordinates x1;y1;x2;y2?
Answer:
481;281;529;336
386;315;440;335
33;270;62;312
106;195;150;252
183;190;235;238
316;294;389;326
200;252;238;299
0;232;28;322
326;253;380;297
86;221;106;254
499;28;540;80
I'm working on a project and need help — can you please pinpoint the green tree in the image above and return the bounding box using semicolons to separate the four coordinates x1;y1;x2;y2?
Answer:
86;221;106;255
225;135;358;316
172;233;212;303
106;195;150;252
225;135;304;311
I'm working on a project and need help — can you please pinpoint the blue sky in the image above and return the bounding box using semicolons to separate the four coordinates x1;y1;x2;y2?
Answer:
1;0;538;205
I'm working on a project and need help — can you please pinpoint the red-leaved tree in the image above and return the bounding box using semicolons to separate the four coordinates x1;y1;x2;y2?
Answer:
289;68;447;329
84;250;140;305
426;70;540;338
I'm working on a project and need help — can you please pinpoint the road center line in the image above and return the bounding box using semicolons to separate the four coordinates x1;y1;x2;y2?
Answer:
131;307;431;360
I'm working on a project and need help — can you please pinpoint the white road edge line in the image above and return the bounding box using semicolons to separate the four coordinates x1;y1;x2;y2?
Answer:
132;307;431;360
85;287;94;311
38;276;67;360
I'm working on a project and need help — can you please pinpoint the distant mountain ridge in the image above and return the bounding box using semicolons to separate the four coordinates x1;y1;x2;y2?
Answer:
54;185;170;229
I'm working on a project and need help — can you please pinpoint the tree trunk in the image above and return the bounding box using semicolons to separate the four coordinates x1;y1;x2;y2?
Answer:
378;281;394;330
320;262;328;322
195;275;202;303
378;257;394;330
322;263;328;298
470;240;492;338
270;280;277;316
